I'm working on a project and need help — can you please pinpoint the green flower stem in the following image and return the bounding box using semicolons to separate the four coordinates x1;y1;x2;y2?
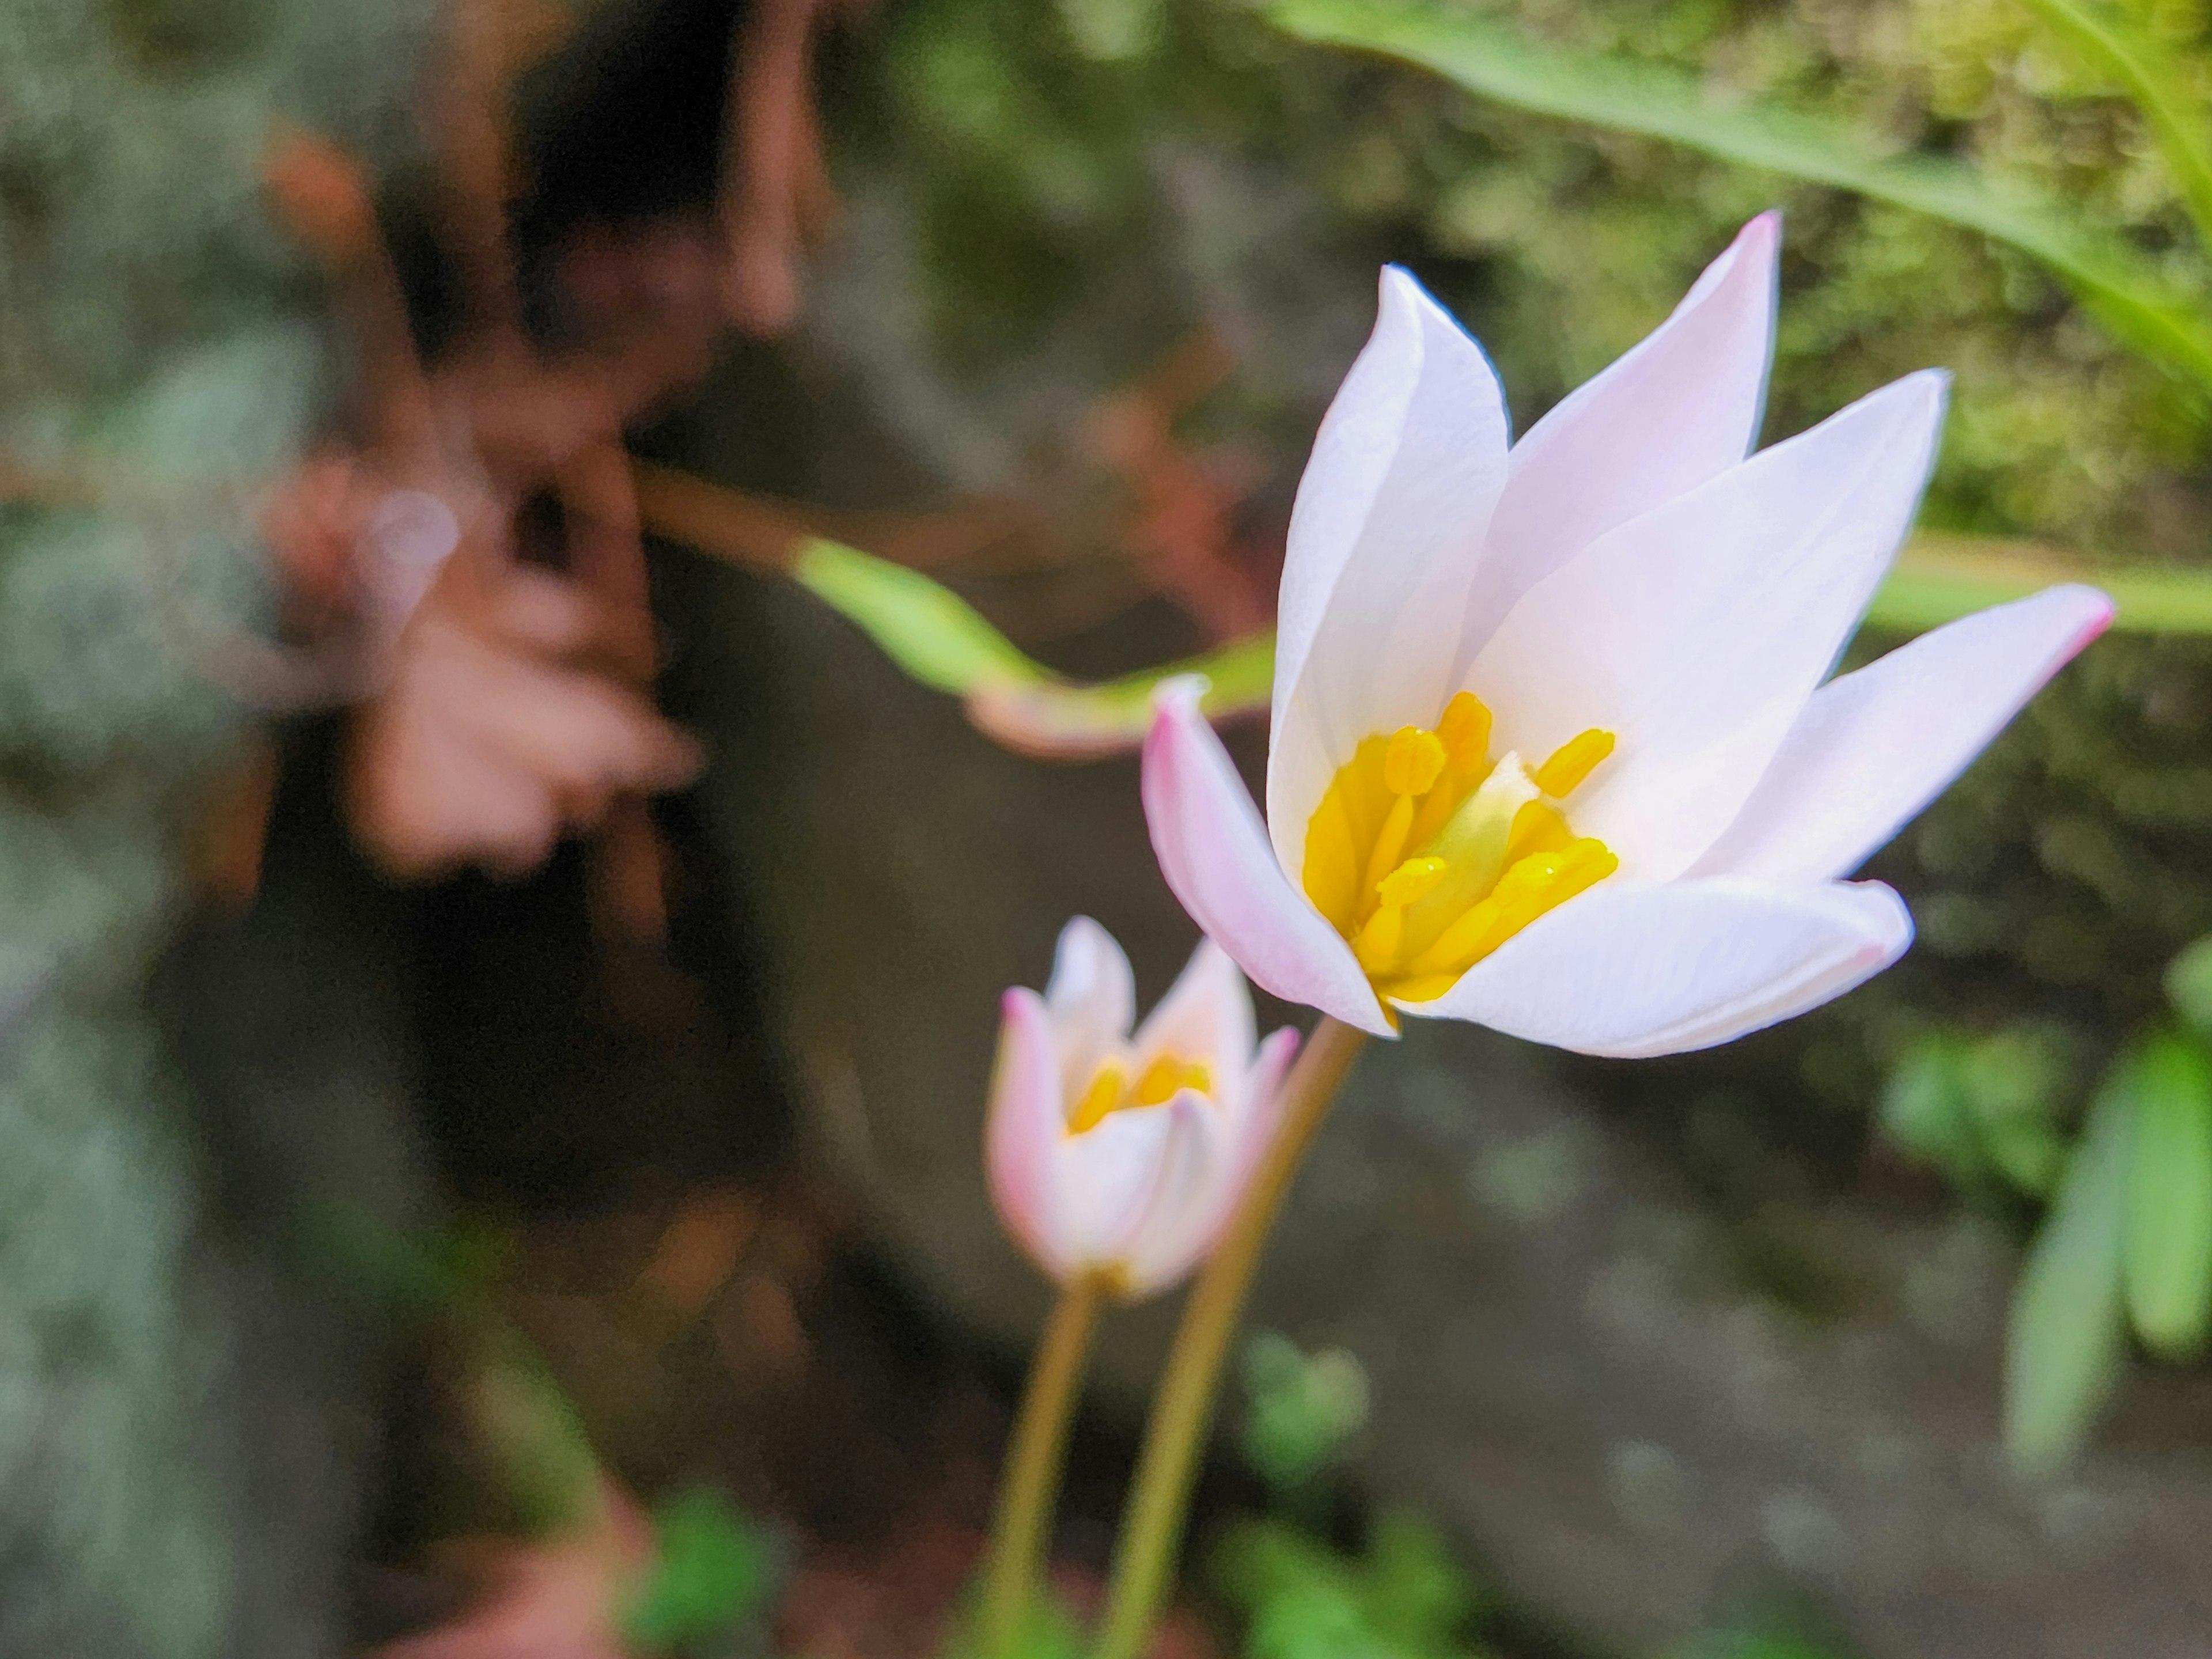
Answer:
1090;1016;1369;1659
981;1268;1109;1659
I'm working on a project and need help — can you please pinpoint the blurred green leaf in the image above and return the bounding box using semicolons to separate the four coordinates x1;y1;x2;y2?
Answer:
1211;1511;1486;1658
792;537;1277;755
1240;1331;1372;1498
2019;0;2212;256
2164;934;2212;1033
1879;1033;1980;1182
1866;532;2212;635
2005;1041;2142;1475
1268;0;2212;395
1362;1509;1479;1646
936;1580;1088;1659
623;1488;777;1653
794;538;1044;696
1961;1025;2071;1197
2123;1033;2212;1358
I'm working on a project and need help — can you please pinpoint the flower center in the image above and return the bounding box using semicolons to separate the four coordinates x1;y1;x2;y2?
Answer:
1066;1052;1215;1134
1301;690;1619;1005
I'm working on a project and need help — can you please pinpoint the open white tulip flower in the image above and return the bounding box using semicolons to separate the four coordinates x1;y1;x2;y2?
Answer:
987;917;1300;1298
1142;213;2113;1056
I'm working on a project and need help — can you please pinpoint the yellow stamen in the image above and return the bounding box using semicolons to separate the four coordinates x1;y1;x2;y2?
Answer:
1354;904;1404;974
1298;696;1620;1008
1067;1061;1129;1133
1302;736;1391;935
1301;789;1363;937
1395;756;1539;957
1383;726;1448;796
1435;691;1492;773
1361;792;1419;906
1401;838;1619;979
1132;1054;1211;1107
1376;855;1448;908
1507;799;1573;861
1533;728;1615;797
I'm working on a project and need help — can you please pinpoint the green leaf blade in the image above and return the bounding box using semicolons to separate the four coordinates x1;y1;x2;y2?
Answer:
793;538;1048;696
2020;0;2212;257
2005;1041;2140;1475
2123;1033;2212;1359
1267;0;2212;394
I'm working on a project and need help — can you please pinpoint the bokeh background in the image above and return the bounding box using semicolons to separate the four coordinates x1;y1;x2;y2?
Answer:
7;0;2212;1654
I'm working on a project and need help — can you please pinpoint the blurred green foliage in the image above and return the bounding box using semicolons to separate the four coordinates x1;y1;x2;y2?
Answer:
1238;1330;1371;1501
623;1488;779;1654
1211;1509;1489;1659
1884;937;2212;1471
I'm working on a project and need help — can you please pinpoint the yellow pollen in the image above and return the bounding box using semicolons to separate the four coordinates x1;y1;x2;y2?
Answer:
1435;691;1493;773
1384;726;1448;796
1533;728;1616;797
1301;695;1622;1004
1067;1060;1128;1133
1376;855;1449;908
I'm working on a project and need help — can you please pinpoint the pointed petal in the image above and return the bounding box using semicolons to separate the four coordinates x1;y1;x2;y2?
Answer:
1132;939;1257;1099
1468;370;1948;881
1267;267;1512;877
1696;584;2114;884
1045;914;1137;1100
986;988;1073;1278
1143;681;1393;1035
1460;213;1779;657
1402;878;1912;1058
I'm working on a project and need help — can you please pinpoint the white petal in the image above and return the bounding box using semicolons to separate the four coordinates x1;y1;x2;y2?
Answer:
1696;584;2115;884
1402;878;1912;1057
1049;1099;1186;1268
986;988;1074;1277
1044;914;1138;1101
1458;213;1779;660
1117;1091;1237;1297
1468;370;1948;881
1267;267;1512;878
1143;681;1394;1036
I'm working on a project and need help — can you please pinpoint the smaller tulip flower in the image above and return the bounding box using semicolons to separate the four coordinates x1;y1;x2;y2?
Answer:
987;917;1300;1299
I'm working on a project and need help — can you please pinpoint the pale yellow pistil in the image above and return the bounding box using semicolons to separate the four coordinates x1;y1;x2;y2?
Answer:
1301;690;1620;1006
1067;1053;1215;1134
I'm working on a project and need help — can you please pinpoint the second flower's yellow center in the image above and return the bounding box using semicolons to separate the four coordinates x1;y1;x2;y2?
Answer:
1067;1052;1215;1134
1301;691;1619;1005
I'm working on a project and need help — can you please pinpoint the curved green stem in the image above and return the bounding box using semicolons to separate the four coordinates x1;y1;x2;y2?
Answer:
1089;1017;1369;1659
981;1270;1108;1659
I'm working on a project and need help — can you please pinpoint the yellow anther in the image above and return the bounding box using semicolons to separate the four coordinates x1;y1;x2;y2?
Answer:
1355;904;1405;974
1361;791;1419;905
1507;800;1573;861
1435;691;1493;773
1132;1054;1211;1107
1533;728;1616;797
1067;1061;1128;1134
1301;789;1363;936
1376;855;1449;908
1384;727;1448;796
1401;838;1618;979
